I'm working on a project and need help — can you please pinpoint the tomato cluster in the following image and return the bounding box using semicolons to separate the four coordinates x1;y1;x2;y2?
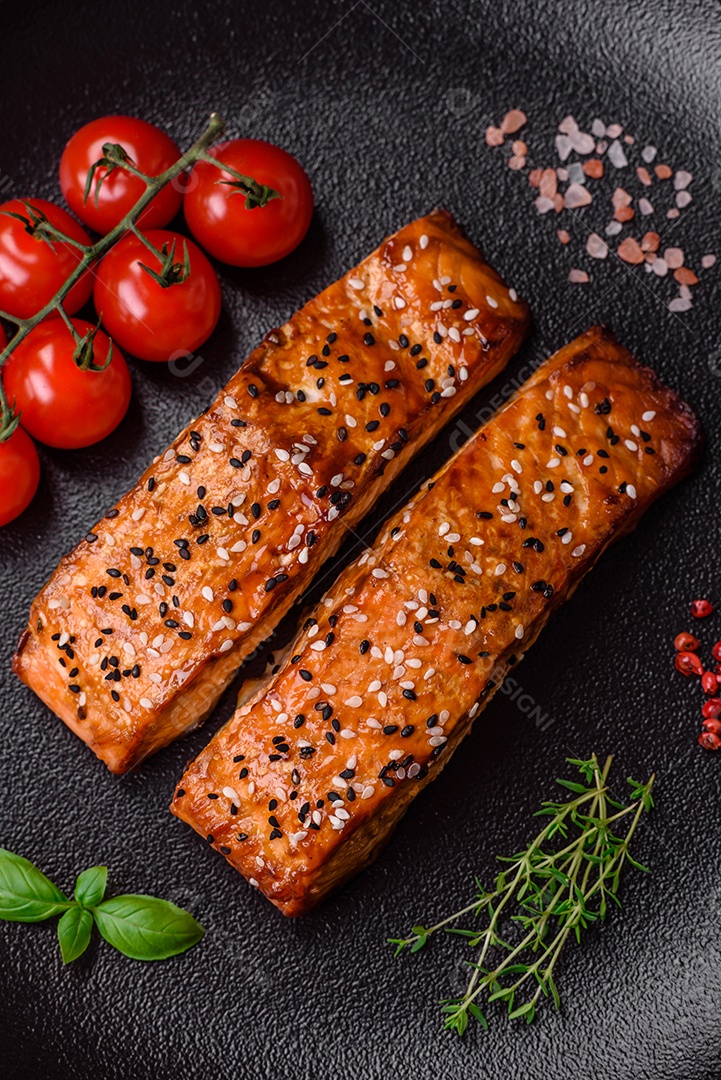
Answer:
0;115;314;526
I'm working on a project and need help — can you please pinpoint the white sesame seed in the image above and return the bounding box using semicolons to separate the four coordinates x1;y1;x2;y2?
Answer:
349;277;364;290
402;244;413;261
642;410;656;422
486;295;498;308
515;625;524;640
511;459;522;474
464;308;480;321
572;545;586;557
625;439;638;451
140;697;153;708
494;563;506;575
583;454;594;466
217;547;230;561
546;457;561;469
626;484;637;499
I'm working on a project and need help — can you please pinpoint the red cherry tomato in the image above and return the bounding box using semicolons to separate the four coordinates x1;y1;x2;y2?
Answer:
0;423;40;526
3;318;131;449
0;198;93;319
93;230;221;362
184;139;313;267
60;116;182;234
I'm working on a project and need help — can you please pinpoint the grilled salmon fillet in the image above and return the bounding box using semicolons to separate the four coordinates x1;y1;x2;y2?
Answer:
171;326;701;916
13;210;529;773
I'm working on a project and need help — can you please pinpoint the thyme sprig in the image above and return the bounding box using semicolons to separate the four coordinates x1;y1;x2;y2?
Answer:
0;112;280;440
389;755;655;1035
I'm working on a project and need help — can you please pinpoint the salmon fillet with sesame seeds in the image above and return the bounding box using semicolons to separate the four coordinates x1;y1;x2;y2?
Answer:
171;326;701;916
13;210;530;774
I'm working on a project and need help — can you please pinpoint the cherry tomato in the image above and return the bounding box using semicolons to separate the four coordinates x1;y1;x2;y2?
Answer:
3;318;131;449
0;198;93;319
0;423;40;526
59;116;182;235
93;230;221;362
184;139;313;267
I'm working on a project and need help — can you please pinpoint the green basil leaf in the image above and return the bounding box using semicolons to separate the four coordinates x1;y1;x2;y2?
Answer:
74;866;107;908
93;894;204;961
57;906;93;964
0;848;69;922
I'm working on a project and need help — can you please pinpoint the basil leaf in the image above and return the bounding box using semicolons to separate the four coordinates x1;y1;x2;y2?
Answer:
0;848;69;922
74;866;107;908
93;895;204;960
57;906;93;964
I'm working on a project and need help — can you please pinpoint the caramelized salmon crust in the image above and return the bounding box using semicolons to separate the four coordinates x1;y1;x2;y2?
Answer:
13;210;529;774
172;326;701;916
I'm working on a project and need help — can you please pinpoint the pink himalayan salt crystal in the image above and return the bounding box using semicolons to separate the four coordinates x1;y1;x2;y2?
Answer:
669;297;692;312
501;109;527;134
606;123;623;138
667;208;680;219
534;196;555;214
641;145;657;163
651;258;668;277
607;140;628;168
556;167;569;181
612;187;632;209
674;170;692;190
540;169;558;198
636;167;652;186
508;155;526;171
638;197;654;216
556;134;573;161
586;233;608;259
558;115;579;134
676;190;692;208
617;237;645;264
664;247;684;269
596;139;608;154
568;268;589;283
486;126;504;147
605;220;623;236
624;134;635;145
564;183;592;209
571;130;595;154
591;118;606;137
557;229;571;244
701;254;717;269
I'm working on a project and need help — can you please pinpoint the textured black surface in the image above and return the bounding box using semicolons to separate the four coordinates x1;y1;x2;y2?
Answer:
1;1;720;1077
